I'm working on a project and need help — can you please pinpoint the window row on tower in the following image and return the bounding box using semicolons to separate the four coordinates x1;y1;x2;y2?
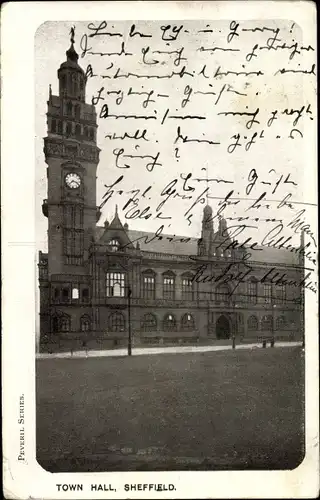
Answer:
49;117;95;141
52;285;90;304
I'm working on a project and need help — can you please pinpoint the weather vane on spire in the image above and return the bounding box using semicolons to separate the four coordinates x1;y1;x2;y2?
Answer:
201;164;210;204
70;25;75;44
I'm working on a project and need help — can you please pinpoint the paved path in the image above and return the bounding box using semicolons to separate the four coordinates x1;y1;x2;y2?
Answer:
37;341;302;359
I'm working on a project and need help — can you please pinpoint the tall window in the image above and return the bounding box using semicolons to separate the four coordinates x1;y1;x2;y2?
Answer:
75;104;81;119
261;315;273;331
163;272;175;300
141;313;157;331
51;119;57;133
248;279;257;304
248;315;258;331
109;239;120;252
275;284;286;304
142;271;155;299
163;313;176;331
81;288;89;303
75;124;81;137
263;283;272;304
276;315;287;330
66;122;72;136
109;312;125;332
61;315;70;332
80;315;91;332
62;287;69;303
57;121;63;134
106;272;125;297
215;284;230;304
181;313;195;331
181;273;194;300
72;287;79;299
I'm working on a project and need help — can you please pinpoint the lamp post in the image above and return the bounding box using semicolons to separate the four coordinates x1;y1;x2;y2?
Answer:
233;303;239;349
271;303;276;348
117;260;133;357
128;286;132;356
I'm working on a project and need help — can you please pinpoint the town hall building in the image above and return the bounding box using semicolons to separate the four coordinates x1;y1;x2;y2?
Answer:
38;37;304;352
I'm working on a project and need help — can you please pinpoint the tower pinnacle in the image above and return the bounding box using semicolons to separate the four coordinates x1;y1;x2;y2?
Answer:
70;25;75;44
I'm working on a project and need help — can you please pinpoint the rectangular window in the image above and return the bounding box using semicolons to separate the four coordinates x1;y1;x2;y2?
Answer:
275;284;286;304
106;272;126;297
142;275;155;299
248;281;257;304
163;277;175;300
82;288;89;302
263;283;272;303
182;278;193;300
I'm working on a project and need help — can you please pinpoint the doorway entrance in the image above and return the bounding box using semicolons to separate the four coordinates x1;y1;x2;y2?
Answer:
216;315;231;339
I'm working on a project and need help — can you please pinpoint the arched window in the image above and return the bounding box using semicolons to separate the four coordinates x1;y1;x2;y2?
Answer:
141;313;157;331
106;272;125;297
68;73;73;93
248;279;257;304
108;239;120;252
80;315;91;332
163;272;175;300
261;315;273;331
215;284;230;304
84;126;88;138
181;313;195;331
263;283;272;304
248;315;258;331
57;121;63;134
276;315;287;330
75;124;81;137
72;287;79;299
163;313;176;331
109;311;125;332
81;288;89;303
142;270;155;299
61;75;67;90
181;273;194;300
61;315;70;332
54;288;60;301
89;128;94;141
51;119;57;133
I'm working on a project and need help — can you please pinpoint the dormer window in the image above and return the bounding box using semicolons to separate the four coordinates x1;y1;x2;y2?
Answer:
109;239;120;252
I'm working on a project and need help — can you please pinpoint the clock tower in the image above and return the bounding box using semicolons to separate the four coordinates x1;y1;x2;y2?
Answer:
42;35;100;277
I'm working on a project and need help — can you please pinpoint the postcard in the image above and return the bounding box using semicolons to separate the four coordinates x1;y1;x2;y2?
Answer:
2;1;319;498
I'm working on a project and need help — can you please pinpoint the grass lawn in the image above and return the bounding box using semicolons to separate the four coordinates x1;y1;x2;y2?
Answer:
36;347;304;472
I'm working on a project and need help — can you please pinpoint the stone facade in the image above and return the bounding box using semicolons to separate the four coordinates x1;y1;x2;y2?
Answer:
38;40;304;353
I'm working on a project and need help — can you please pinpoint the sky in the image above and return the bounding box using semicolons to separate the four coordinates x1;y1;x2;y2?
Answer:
35;20;317;254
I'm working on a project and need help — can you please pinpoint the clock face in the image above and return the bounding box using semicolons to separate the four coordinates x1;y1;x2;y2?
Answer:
65;172;81;189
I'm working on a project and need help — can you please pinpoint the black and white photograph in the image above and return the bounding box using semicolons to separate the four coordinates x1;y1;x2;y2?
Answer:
2;2;319;498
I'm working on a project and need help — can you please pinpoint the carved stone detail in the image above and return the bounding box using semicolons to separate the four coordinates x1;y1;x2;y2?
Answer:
44;138;100;163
